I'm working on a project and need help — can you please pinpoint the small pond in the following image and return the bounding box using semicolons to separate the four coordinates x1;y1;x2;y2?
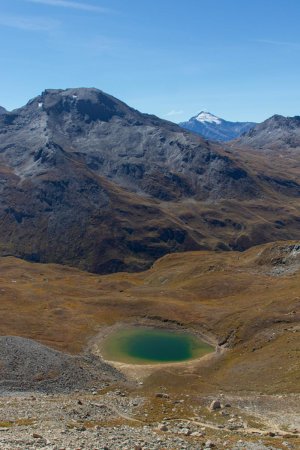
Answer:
101;327;214;364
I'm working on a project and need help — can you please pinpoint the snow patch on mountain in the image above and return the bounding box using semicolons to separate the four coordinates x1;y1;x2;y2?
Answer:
179;111;256;142
195;111;222;124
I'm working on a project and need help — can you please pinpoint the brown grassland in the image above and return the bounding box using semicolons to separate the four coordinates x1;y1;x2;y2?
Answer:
0;240;299;395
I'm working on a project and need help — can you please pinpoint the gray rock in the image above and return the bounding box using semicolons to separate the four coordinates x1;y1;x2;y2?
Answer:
0;336;124;393
155;393;169;399
157;424;168;431
204;440;215;448
209;400;221;410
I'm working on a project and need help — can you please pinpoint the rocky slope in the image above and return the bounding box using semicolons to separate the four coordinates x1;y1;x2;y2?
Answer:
0;390;298;449
179;111;255;141
0;336;123;392
0;88;300;273
2;390;299;450
233;114;300;150
229;114;300;204
0;89;257;201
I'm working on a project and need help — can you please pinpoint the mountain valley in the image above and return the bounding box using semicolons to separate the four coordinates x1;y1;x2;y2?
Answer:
0;88;299;449
0;241;299;448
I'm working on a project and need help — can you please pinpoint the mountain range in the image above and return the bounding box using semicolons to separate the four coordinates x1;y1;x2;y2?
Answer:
233;113;300;150
179;111;255;141
1;90;299;448
0;88;300;274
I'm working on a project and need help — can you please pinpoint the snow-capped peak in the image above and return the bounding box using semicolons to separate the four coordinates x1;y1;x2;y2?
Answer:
195;111;222;124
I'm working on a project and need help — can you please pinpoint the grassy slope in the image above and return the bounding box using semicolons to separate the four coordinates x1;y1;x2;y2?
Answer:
0;240;299;394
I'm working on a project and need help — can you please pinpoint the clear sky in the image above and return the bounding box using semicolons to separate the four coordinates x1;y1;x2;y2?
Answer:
1;0;300;122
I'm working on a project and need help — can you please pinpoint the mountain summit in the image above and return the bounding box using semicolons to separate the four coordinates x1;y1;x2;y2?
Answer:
0;88;254;200
233;114;300;150
0;87;261;273
0;88;299;273
193;111;222;124
0;106;7;115
179;111;255;141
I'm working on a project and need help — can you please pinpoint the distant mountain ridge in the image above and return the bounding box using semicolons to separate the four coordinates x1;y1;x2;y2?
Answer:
233;114;300;150
0;106;7;115
179;111;255;141
0;88;300;274
0;87;263;273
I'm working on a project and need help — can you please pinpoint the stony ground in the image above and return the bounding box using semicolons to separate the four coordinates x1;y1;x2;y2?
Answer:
0;389;298;450
0;336;124;393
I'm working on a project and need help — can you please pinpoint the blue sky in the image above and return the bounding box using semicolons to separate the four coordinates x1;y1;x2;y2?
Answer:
0;0;300;122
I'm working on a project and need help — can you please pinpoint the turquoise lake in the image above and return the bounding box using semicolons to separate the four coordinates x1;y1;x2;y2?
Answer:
102;327;214;364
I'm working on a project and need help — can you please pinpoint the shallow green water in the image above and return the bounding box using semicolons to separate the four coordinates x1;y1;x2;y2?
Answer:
102;327;214;364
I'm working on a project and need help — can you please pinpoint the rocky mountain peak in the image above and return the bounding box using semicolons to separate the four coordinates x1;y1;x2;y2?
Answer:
194;111;222;124
0;87;299;274
179;112;255;142
22;87;136;124
234;114;300;150
260;114;300;128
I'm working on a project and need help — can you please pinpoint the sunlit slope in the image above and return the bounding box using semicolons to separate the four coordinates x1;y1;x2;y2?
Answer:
0;240;299;392
1;89;300;273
